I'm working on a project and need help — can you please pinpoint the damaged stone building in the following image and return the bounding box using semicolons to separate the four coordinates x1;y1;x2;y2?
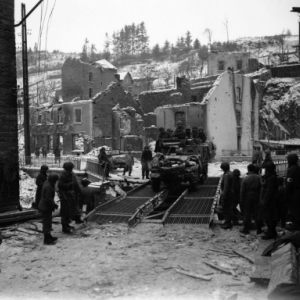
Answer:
61;58;117;102
152;71;260;160
207;51;259;76
30;82;143;154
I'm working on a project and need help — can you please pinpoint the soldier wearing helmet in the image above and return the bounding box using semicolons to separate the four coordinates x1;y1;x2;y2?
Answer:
285;153;300;231
174;121;185;139
220;162;234;229
185;126;192;139
259;162;279;240
58;161;83;234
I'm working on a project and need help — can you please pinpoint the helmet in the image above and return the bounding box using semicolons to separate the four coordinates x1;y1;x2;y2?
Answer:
48;173;59;183
176;121;183;126
287;153;298;165
233;169;241;176
100;147;106;152
63;162;74;172
264;162;276;173
220;162;230;171
186;126;191;130
40;165;49;172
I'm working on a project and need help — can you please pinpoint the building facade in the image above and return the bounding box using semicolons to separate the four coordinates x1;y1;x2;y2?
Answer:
61;58;117;102
30;82;143;154
154;71;260;160
207;52;258;76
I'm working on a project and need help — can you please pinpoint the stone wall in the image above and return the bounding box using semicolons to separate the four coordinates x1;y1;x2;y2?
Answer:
0;1;20;211
143;112;157;127
61;58;116;102
92;82;140;149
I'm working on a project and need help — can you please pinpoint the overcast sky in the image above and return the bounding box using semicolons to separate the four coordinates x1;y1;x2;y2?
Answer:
15;0;300;53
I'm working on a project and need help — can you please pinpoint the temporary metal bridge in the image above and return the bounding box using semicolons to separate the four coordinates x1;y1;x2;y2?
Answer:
86;177;222;228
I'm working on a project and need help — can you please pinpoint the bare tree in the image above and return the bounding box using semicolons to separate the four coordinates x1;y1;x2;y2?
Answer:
159;66;173;88
222;17;229;43
138;63;156;90
203;28;213;44
274;30;291;63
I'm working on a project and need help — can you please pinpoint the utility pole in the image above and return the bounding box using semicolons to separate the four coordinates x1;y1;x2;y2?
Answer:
21;3;31;163
15;0;44;163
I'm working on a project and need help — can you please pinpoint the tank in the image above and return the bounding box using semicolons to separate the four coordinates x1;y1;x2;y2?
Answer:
150;138;209;191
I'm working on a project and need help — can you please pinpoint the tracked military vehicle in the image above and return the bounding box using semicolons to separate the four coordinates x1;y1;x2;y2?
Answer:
150;138;209;192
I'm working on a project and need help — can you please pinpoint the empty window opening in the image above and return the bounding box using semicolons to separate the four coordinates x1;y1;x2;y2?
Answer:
37;114;42;124
74;108;82;124
218;60;225;71
236;112;241;127
236;60;243;70
89;72;93;82
89;88;93;98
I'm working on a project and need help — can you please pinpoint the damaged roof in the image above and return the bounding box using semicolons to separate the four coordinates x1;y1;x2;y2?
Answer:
91;59;117;70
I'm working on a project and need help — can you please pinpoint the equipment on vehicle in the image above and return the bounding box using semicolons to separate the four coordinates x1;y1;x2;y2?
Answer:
150;138;209;191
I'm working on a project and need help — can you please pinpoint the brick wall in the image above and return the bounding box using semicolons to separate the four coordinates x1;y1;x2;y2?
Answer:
62;58;116;102
0;0;20;211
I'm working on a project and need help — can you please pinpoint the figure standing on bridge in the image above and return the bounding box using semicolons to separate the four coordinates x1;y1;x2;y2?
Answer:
141;146;152;180
220;162;234;230
98;147;110;178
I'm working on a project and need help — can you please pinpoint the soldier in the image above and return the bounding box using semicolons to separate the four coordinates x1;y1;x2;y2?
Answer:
261;149;273;169
185;126;192;139
232;169;242;225
285;153;300;231
260;162;279;240
220;162;234;229
38;173;59;245
34;165;48;209
192;127;198;139
198;128;207;143
98;147;110;178
166;128;174;138
239;164;262;234
58;162;83;234
141;146;152;179
174;121;185;139
155;127;170;153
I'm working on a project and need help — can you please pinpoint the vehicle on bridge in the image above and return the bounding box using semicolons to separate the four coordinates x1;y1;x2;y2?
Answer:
150;138;209;191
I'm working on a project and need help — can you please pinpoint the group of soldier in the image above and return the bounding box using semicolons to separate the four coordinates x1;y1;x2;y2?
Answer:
220;153;300;240
35;162;94;245
155;120;208;153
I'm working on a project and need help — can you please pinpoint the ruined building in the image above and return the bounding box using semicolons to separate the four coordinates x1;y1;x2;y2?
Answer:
30;82;143;154
0;1;20;211
61;58;117;102
207;52;259;76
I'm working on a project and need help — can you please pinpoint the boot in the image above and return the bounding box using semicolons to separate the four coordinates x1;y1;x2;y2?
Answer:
43;234;55;245
239;227;250;234
221;221;232;230
62;226;71;234
49;234;58;242
261;228;277;240
75;215;84;224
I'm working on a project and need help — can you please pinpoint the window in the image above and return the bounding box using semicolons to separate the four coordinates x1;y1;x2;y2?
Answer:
236;112;241;127
37;114;42;124
236;60;243;70
89;88;93;98
236;86;241;102
57;109;63;124
74;108;82;124
218;60;225;71
237;135;241;151
174;111;186;128
89;72;93;82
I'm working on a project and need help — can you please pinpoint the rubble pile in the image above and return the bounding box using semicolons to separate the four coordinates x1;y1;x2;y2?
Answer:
19;170;36;208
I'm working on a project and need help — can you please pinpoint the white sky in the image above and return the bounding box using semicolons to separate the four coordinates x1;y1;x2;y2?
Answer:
14;0;300;53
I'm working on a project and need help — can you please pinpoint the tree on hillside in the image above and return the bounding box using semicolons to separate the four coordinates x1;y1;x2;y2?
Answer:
163;40;170;55
274;30;291;62
90;44;97;62
159;66;173;87
197;45;209;77
138;63;156;90
80;38;89;63
185;31;193;51
152;44;161;61
193;39;200;50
